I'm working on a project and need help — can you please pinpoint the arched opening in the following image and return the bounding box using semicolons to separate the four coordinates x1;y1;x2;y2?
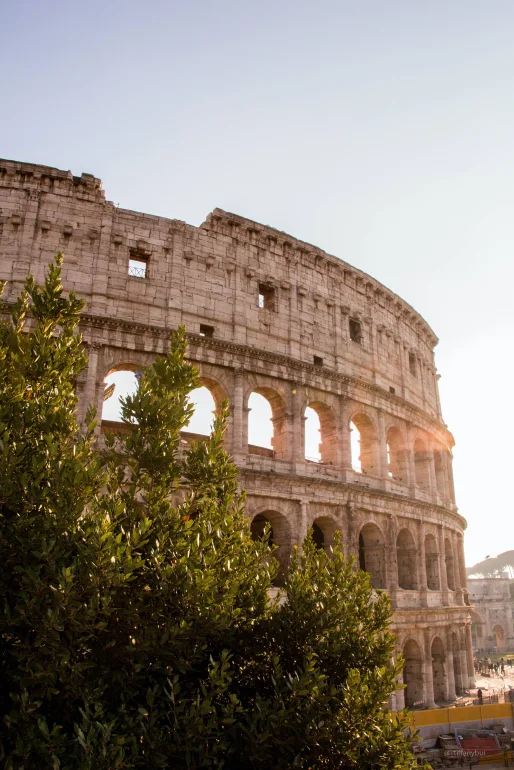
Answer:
444;538;456;591
386;427;408;483
403;639;423;708
494;624;506;652
304;401;337;464
312;523;324;549
102;366;141;423
247;388;287;459
452;632;463;695
425;533;440;590
310;516;338;555
396;528;418;590
434;450;446;497
249;510;292;586
358;523;386;589
182;386;216;437
414;438;430;491
431;637;446;703
350;414;378;475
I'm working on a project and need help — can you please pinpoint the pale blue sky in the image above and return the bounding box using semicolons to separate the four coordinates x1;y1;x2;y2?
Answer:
3;0;514;566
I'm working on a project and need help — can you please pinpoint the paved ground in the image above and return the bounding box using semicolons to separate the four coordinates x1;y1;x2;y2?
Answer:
472;666;514;700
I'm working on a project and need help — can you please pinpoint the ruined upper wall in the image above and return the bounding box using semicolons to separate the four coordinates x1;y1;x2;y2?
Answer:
0;158;441;418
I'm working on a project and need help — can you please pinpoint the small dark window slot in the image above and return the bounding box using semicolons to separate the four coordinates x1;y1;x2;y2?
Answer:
349;318;362;343
199;324;214;338
409;353;417;376
313;355;324;366
389;386;396;394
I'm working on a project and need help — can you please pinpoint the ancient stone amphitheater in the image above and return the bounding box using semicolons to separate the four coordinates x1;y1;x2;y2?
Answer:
0;158;475;710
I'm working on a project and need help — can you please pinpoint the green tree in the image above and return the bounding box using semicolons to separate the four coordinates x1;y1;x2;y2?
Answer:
0;256;418;769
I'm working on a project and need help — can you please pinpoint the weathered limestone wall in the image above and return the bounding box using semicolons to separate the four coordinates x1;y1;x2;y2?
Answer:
0;158;474;710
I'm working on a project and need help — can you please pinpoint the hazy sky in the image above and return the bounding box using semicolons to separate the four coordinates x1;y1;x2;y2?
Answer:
3;0;513;566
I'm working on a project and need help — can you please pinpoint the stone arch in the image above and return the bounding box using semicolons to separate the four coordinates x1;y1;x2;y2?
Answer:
182;375;229;438
350;412;379;475
386;426;409;483
413;437;430;491
249;509;292;586
493;624;507;652
358;522;386;589
425;533;440;590
310;515;339;555
304;400;338;464
444;538;456;591
402;639;423;708
431;636;446;703
196;374;229;412
102;362;143;423
247;386;288;460
396;528;418;590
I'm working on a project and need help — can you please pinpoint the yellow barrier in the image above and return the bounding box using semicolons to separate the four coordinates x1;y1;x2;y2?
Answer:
410;702;513;728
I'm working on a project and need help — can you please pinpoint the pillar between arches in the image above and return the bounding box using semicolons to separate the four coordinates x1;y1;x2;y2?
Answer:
80;342;102;426
231;369;244;453
465;624;476;687
406;422;416;492
437;524;449;605
417;520;428;607
445;629;456;701
376;409;389;479
423;630;437;709
339;397;352;470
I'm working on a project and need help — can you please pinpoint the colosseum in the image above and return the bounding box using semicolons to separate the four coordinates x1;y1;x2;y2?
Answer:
0;158;475;710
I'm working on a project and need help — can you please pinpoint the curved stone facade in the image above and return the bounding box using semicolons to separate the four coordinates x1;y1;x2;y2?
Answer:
0;158;475;709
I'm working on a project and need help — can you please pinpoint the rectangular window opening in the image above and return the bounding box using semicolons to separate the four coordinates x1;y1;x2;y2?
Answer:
389;386;396;394
258;283;275;311
199;324;214;338
313;355;324;366
349;318;362;343
409;353;417;376
128;256;148;279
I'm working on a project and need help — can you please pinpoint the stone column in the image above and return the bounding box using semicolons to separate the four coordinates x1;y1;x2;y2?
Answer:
298;499;309;549
79;342;102;425
447;453;456;504
289;386;304;464
346;502;358;560
423;630;437;709
440;450;451;502
437;524;449;605
427;450;437;499
232;369;244;453
465;624;476;687
388;515;399;608
456;535;469;605
417;520;428;607
395;678;405;711
445;629;457;701
376;409;389;479
406;422;417;492
452;532;464;605
340;397;352;470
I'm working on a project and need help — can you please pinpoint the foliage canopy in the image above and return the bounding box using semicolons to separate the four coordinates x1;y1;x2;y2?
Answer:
0;256;417;769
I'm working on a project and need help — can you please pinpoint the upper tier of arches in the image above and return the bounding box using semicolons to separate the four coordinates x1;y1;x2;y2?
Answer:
97;359;456;510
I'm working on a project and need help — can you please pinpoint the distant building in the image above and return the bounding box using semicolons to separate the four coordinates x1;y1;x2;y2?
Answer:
468;578;514;653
